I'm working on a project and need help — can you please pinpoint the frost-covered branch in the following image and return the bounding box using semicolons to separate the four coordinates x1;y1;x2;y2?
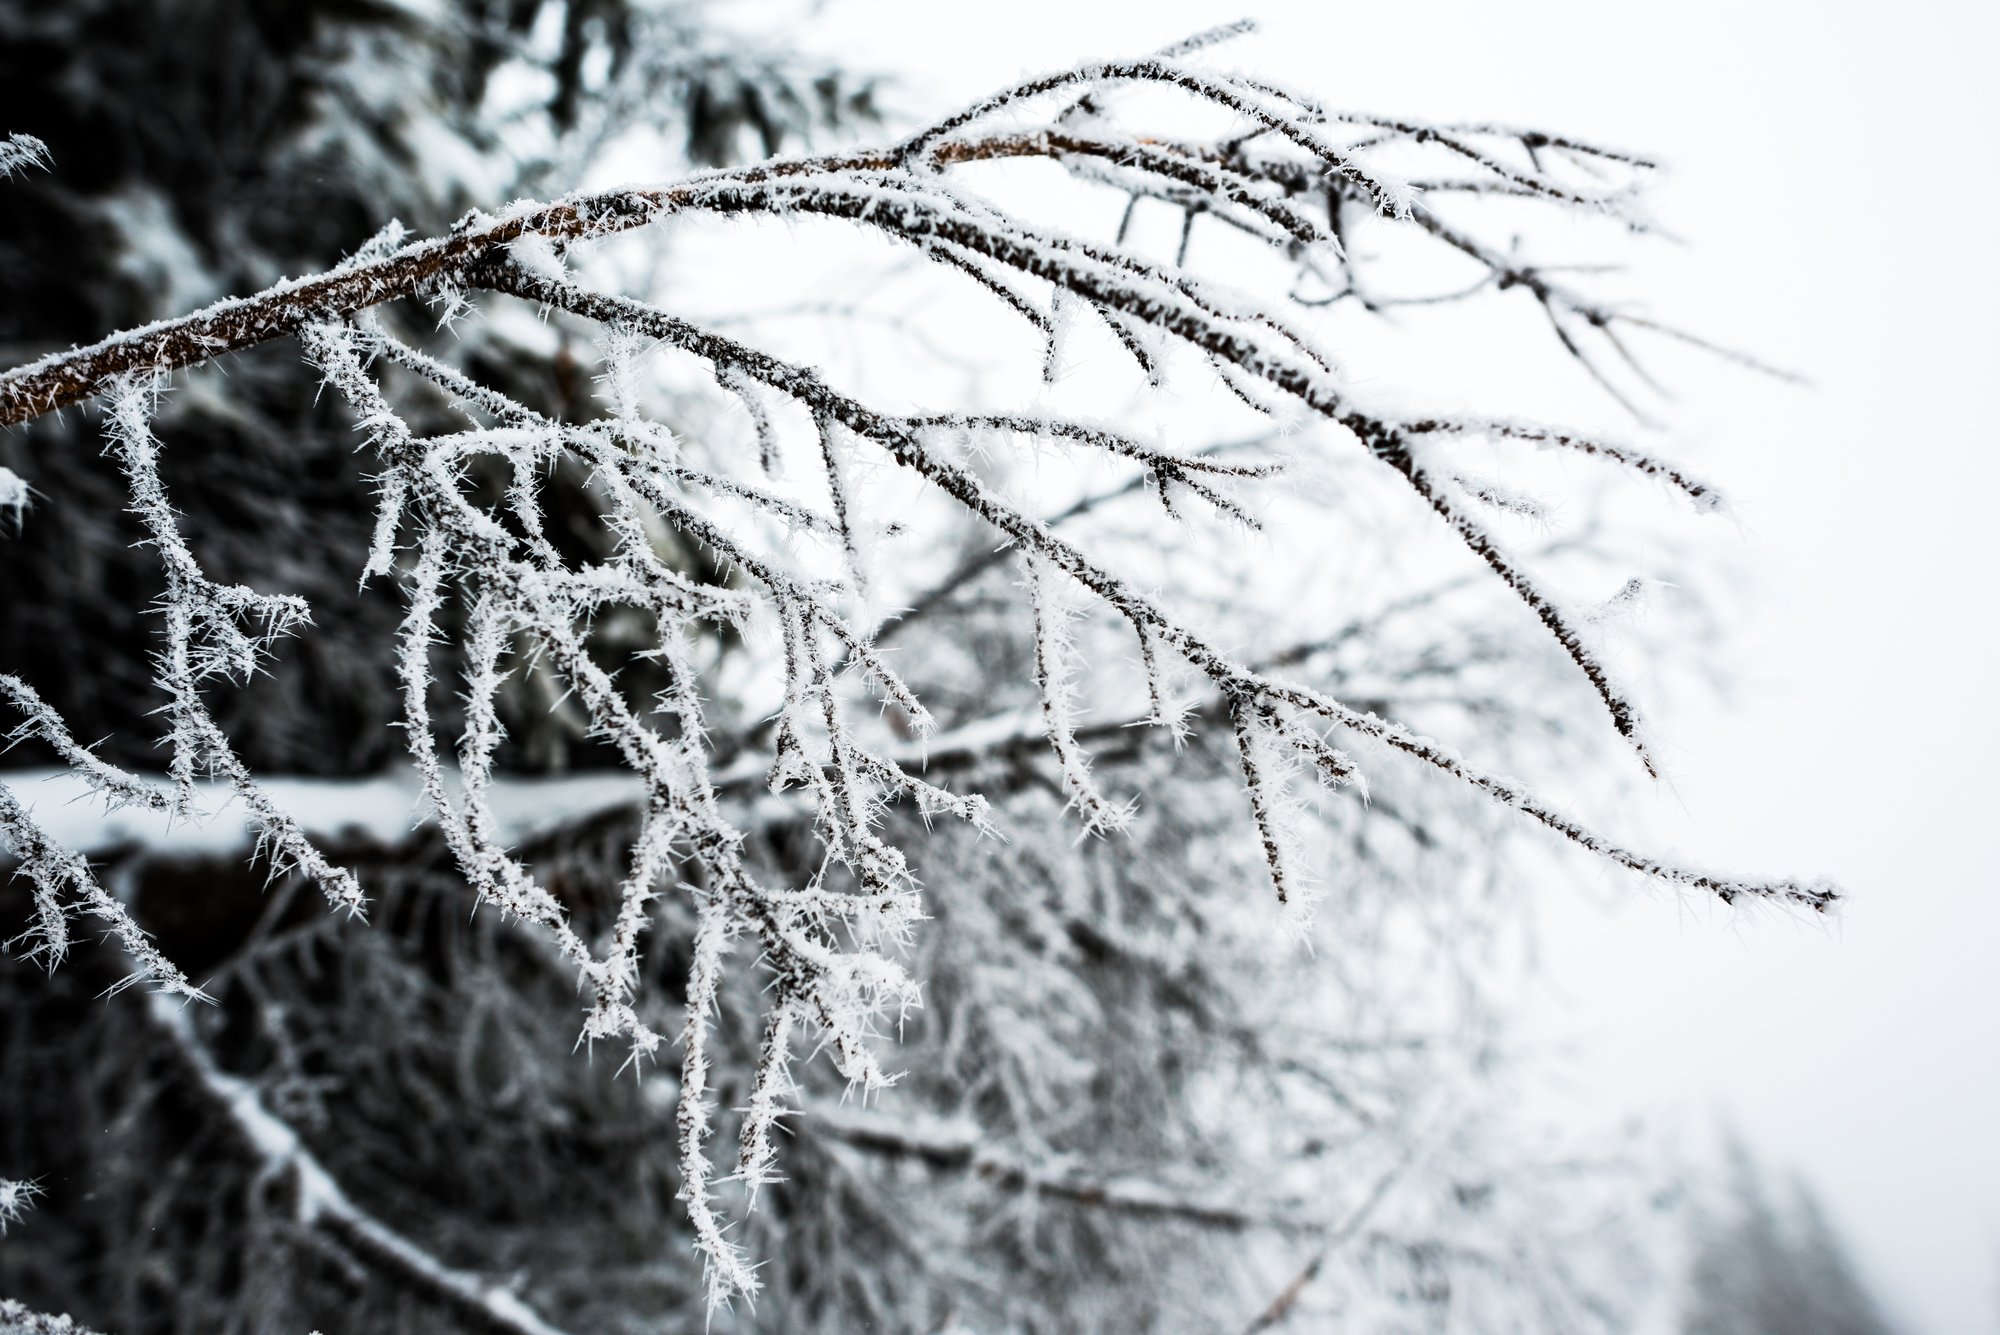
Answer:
0;133;47;181
0;1180;38;1237
0;32;1834;1313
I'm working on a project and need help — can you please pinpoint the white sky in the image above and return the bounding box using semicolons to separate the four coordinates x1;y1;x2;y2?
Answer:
792;1;2000;1329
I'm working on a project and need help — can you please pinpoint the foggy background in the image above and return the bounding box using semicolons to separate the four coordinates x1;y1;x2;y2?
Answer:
807;2;2000;1330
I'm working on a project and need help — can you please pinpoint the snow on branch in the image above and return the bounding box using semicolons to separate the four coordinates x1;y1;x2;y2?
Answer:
0;1299;106;1335
143;994;572;1335
0;32;1837;1310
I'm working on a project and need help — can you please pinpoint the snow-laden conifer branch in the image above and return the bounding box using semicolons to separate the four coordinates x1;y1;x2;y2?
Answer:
142;993;573;1335
0;38;1839;1312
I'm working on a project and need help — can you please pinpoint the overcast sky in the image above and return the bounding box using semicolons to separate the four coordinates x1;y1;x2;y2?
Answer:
799;2;2000;1329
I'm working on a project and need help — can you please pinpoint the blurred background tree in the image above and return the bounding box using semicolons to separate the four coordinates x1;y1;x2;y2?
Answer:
1679;1141;1903;1335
